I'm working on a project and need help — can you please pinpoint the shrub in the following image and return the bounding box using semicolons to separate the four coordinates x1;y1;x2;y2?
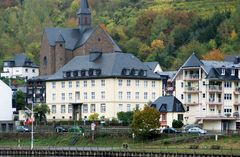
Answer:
211;145;221;150
189;145;199;149
172;119;184;128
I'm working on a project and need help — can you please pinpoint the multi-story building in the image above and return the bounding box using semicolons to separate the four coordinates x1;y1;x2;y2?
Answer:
1;53;39;79
174;53;240;131
45;52;162;121
0;80;15;132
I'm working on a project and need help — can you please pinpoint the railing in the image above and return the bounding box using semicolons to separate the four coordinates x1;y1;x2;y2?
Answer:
185;74;199;80
209;85;222;92
185;86;199;92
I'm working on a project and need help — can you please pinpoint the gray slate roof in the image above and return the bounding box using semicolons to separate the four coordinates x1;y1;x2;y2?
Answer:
151;96;185;113
45;26;121;52
144;62;159;71
182;53;204;68
159;71;177;80
77;0;91;15
5;53;38;68
47;53;162;81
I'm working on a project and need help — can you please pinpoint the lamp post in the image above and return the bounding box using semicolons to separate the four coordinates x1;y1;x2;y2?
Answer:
26;93;34;150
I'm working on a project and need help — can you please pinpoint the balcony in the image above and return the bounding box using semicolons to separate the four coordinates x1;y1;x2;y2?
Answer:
208;98;222;105
184;86;199;93
209;85;222;92
185;101;199;106
184;74;199;81
234;87;240;95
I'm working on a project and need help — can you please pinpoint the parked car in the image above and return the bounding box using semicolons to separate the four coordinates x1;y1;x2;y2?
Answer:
68;126;84;133
183;124;201;131
162;127;181;134
16;126;31;132
55;126;68;133
187;127;207;134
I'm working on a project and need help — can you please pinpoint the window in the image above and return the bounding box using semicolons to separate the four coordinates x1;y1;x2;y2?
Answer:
43;56;47;66
61;82;65;88
76;81;80;88
69;93;72;100
25;69;28;72
221;68;225;75
84;92;87;99
136;104;140;110
91;104;96;113
52;82;56;88
52;105;56;114
231;69;235;76
224;108;232;113
144;81;148;87
101;80;105;86
162;114;166;121
127;80;131;86
152;92;156;100
203;93;205;98
61;105;65;113
118;80;123;86
75;92;80;101
119;104;123;112
52;94;56;101
224;94;232;100
181;82;184;88
144;92;148;100
101;91;105;99
91;80;95;87
83;104;88;113
91;92;95;99
187;94;191;102
178;114;183;121
135;92;139;99
135;80;139;87
84;16;88;25
68;104;72;113
203;81;205;86
181;94;184;100
32;69;35;73
224;82;232;88
118;91;123;99
127;104;131;112
101;104;106;113
69;81;72;88
127;92;131;99
84;80;87;87
210;108;215;112
61;93;65;101
152;81;156;87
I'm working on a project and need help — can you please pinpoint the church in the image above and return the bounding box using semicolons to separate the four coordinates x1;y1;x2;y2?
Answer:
40;0;121;75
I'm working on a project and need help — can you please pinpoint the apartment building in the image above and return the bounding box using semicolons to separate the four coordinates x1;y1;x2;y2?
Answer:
45;52;162;121
174;53;240;131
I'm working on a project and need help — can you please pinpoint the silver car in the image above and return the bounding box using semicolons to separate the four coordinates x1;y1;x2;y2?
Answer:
187;127;207;134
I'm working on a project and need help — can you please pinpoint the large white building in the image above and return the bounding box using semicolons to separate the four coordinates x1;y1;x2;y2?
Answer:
0;80;15;131
1;53;39;79
174;53;240;131
45;52;163;121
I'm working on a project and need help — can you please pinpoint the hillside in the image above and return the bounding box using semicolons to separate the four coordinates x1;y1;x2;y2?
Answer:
0;0;239;71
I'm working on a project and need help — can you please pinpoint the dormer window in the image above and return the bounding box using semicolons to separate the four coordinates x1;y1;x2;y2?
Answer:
231;67;235;76
221;67;225;76
126;69;130;75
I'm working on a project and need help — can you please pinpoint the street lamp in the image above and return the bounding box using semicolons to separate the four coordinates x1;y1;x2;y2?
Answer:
25;93;34;150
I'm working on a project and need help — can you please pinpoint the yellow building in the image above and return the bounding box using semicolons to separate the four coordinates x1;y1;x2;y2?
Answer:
45;52;162;121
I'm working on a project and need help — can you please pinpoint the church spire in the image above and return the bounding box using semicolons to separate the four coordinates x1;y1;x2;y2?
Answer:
77;0;92;33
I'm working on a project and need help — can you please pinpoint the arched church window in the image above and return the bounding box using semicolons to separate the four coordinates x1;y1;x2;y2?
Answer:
43;56;47;66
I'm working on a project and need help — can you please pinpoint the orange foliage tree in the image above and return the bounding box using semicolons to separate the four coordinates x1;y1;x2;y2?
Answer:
202;49;224;61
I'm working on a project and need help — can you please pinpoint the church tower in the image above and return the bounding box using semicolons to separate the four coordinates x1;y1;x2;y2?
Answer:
77;0;92;33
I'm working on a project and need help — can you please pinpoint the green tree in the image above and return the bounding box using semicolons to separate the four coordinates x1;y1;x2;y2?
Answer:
132;106;160;138
117;111;134;126
89;113;99;121
16;90;26;110
34;103;50;124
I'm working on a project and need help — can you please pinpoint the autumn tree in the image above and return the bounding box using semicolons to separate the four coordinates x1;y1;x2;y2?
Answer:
202;49;224;61
132;106;160;138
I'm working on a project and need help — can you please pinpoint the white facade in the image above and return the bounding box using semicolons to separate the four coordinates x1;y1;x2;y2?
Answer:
46;78;162;121
1;66;39;79
174;54;240;131
0;80;13;121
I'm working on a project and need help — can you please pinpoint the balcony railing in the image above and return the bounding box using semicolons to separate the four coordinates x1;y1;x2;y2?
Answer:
185;86;199;92
209;85;222;92
235;87;240;94
209;98;222;105
184;74;199;80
